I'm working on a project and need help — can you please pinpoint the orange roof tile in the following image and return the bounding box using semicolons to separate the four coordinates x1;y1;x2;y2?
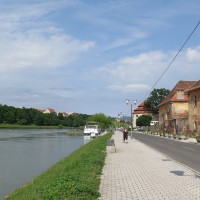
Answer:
184;80;200;93
133;102;150;114
48;108;56;113
38;109;45;113
159;81;197;106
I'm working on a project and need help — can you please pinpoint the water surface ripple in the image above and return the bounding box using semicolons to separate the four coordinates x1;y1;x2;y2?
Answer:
0;129;85;199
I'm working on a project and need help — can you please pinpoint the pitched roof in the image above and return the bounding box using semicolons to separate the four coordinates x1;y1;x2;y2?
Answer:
38;109;46;113
46;108;56;113
159;81;197;106
133;102;150;114
184;80;200;93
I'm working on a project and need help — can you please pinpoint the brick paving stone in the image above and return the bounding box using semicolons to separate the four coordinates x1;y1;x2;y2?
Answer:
99;131;200;200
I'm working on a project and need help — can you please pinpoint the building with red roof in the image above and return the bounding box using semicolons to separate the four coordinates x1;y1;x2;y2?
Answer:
43;108;56;114
184;80;200;136
133;102;151;128
38;109;46;113
158;80;197;134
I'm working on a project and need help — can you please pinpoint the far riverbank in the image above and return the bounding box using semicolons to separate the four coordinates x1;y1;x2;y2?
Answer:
0;124;84;132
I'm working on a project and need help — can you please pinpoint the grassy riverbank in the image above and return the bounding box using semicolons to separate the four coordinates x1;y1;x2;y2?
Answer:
6;132;112;200
0;124;68;129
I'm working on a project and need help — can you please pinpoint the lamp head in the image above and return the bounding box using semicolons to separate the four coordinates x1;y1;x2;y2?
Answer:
133;100;137;105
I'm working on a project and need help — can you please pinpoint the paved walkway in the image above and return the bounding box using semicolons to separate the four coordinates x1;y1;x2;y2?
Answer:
99;131;200;200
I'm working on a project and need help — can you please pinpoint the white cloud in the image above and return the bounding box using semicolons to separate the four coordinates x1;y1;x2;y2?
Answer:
96;50;168;82
0;1;76;23
104;28;148;50
94;46;200;95
186;47;200;62
0;31;94;71
0;1;95;71
107;84;150;93
45;88;86;98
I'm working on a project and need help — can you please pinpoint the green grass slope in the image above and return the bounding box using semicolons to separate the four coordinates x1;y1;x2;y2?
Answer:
6;133;112;200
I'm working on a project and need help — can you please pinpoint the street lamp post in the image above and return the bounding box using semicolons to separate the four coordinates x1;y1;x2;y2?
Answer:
126;99;137;139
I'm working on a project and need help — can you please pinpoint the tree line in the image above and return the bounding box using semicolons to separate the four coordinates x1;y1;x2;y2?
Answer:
0;104;114;128
0;104;89;127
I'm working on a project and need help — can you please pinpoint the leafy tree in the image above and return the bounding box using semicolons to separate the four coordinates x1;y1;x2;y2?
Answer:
33;113;45;125
3;111;16;124
62;114;89;127
136;115;152;127
16;108;29;125
87;113;113;129
28;108;40;124
44;113;59;126
57;112;64;120
145;88;170;114
0;106;3;123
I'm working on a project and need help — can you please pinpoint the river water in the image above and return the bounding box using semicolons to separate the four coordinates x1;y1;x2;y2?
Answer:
0;129;87;199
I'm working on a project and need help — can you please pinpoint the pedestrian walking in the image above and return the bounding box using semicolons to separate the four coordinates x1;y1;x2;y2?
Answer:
123;128;128;143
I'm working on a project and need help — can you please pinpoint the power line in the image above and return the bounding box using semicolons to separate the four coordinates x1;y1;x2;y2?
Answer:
138;20;200;104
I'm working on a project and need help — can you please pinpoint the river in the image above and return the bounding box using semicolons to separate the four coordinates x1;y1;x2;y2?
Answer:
0;129;87;199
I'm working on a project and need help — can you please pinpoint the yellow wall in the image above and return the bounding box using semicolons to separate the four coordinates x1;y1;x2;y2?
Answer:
188;89;200;135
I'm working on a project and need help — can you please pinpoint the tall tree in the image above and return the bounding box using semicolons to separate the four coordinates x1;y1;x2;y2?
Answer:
87;113;113;128
136;115;152;127
145;88;170;114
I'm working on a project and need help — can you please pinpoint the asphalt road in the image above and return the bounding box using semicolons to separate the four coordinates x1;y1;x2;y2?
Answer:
132;131;200;173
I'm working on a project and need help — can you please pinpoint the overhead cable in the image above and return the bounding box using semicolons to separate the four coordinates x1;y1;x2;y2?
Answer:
138;20;200;104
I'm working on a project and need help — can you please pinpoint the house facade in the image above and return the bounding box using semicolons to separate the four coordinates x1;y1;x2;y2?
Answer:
43;108;56;114
158;81;197;134
185;81;200;136
37;109;76;117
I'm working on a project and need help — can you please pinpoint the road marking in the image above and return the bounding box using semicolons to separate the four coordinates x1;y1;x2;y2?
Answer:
183;146;194;151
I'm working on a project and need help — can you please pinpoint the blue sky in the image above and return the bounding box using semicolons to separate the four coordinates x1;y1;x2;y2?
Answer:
0;0;200;117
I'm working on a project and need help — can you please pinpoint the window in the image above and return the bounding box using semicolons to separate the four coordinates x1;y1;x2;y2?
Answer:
194;121;197;131
168;105;171;112
194;96;197;107
177;90;184;99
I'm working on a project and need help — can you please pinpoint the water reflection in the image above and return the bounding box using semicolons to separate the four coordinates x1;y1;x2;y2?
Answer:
0;129;84;199
84;138;91;145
